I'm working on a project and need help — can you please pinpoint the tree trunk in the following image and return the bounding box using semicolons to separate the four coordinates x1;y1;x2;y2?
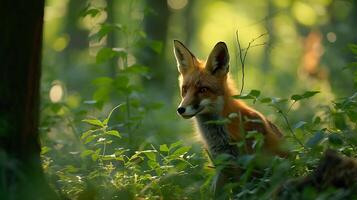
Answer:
0;0;57;199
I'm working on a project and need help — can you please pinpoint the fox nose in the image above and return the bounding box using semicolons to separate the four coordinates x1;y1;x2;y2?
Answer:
177;107;186;114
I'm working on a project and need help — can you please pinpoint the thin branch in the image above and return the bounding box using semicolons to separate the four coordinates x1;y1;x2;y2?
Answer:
287;101;297;113
236;30;268;95
276;107;306;150
241;43;268;52
236;30;245;95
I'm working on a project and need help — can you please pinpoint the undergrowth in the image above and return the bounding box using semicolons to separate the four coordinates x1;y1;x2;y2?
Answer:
40;3;357;200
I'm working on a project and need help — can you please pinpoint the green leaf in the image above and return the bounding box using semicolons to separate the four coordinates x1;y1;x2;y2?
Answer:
96;48;127;64
293;121;307;130
92;153;99;161
306;131;325;147
123;64;149;75
90;23;122;42
114;75;130;90
147;160;158;169
172;146;191;157
233;90;261;100
41;146;51;155
245;130;259;138
291;91;320;101
82;119;104;127
233;90;261;104
102;154;116;160
81;130;94;140
141;150;157;161
93;87;111;102
106;130;121;138
169;141;183;150
149;40;163;54
81;150;94;158
249;90;261;98
64;165;79;173
348;43;357;55
92;77;113;86
91;149;101;161
328;134;343;146
160;144;169;152
84;135;97;144
260;97;272;104
103;104;124;125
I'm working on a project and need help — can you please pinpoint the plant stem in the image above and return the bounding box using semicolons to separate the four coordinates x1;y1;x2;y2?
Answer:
278;109;306;149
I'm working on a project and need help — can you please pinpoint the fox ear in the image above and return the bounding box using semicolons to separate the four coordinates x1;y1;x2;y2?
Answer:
206;42;229;76
173;40;195;74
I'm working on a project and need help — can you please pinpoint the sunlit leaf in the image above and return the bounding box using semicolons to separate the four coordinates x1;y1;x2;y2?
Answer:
82;119;104;127
143;150;157;161
160;144;169;152
102;154;116;160
106;130;121;138
169;141;183;150
103;104;124;125
92;153;99;161
171;146;191;157
81;150;94;158
41;146;51;155
84;135;97;144
147;160;158;169
81;130;94;140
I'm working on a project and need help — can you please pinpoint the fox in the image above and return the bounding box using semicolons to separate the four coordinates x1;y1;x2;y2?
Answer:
173;40;286;158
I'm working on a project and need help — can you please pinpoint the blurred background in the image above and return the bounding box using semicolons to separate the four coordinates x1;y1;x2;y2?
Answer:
41;0;357;145
40;0;357;198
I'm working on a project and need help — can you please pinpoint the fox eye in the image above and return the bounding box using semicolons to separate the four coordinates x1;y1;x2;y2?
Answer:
199;87;208;93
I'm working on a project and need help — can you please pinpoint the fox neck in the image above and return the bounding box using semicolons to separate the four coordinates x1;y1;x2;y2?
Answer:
195;114;238;158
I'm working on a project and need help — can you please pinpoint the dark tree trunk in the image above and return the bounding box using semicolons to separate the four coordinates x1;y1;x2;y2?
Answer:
0;0;57;199
141;0;170;89
107;0;118;77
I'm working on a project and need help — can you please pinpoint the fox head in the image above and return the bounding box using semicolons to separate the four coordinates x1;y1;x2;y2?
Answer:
173;40;230;119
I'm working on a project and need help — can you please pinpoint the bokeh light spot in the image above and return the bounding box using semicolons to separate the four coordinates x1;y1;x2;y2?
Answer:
326;32;337;43
292;1;317;26
53;35;69;52
49;83;64;103
167;0;188;10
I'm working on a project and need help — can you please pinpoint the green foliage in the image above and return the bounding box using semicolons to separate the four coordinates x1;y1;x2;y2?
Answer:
42;104;199;199
40;0;357;199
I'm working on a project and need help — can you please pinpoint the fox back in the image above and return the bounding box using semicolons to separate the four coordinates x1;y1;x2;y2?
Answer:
173;40;285;157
